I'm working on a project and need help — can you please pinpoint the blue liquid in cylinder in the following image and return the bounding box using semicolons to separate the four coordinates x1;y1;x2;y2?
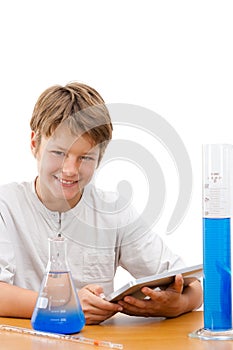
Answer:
203;218;232;330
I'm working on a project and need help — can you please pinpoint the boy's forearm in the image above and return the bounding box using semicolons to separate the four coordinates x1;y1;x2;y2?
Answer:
0;282;38;318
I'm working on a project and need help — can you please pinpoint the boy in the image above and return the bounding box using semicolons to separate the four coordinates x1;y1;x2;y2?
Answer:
0;82;202;324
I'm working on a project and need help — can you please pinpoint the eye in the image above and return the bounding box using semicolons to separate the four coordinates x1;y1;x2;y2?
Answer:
51;151;66;157
80;155;95;161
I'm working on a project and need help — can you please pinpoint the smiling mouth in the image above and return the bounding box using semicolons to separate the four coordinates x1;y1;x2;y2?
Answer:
55;176;79;185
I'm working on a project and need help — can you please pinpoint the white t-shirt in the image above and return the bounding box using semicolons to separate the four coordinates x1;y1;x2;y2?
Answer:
0;181;184;295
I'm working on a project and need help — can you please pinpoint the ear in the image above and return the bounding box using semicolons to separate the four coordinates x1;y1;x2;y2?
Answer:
30;131;37;157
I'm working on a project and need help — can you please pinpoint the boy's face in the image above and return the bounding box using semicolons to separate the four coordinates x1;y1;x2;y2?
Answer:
31;123;100;211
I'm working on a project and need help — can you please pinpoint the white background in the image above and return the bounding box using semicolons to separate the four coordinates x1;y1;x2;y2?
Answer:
1;1;233;288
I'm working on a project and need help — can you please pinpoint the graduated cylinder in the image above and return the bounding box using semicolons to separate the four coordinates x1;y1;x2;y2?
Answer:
203;144;232;331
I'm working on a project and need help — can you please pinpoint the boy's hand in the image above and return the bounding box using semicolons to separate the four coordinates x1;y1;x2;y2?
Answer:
117;274;192;318
78;284;123;324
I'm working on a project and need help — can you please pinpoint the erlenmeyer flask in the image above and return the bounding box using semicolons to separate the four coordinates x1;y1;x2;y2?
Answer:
31;235;85;334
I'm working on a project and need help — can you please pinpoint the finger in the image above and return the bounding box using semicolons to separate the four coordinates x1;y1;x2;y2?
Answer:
140;287;164;300
96;298;123;312
118;295;149;311
118;298;149;316
82;296;121;323
85;284;104;297
84;291;123;313
84;308;118;324
166;274;184;293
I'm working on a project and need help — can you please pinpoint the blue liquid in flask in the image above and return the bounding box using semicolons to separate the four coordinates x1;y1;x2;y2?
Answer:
31;306;85;334
31;271;85;334
203;217;232;331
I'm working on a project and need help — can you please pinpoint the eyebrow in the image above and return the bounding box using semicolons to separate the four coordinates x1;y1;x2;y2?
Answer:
51;145;99;155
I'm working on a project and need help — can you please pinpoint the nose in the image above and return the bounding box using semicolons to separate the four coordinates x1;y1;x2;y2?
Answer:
62;156;79;177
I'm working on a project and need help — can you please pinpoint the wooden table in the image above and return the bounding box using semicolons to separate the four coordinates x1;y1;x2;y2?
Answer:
1;311;233;350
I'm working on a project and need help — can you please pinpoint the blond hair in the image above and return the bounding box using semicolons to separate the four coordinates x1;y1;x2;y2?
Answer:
30;82;113;164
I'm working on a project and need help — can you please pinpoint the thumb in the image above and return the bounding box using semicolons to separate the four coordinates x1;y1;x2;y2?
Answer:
166;274;184;294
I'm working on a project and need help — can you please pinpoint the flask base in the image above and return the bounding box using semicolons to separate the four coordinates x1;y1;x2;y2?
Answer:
189;328;233;341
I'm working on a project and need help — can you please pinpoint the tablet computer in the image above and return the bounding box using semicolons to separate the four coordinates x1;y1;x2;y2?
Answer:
105;264;203;302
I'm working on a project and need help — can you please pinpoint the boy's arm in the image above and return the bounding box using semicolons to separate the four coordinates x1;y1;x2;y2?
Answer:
0;282;122;324
0;282;38;318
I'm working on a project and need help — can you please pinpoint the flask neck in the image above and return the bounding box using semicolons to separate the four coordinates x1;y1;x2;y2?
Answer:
47;236;69;272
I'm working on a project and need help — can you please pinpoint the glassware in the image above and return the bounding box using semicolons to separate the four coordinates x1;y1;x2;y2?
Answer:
31;235;85;334
190;144;233;340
